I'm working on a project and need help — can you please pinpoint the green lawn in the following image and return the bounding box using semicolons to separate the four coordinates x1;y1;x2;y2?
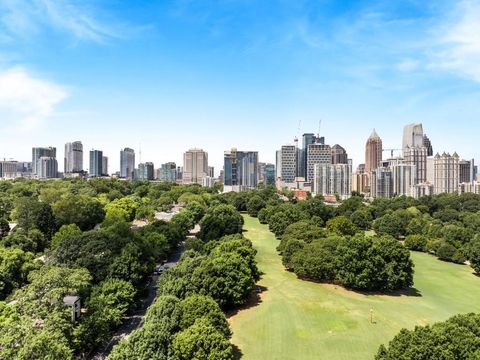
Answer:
229;215;480;360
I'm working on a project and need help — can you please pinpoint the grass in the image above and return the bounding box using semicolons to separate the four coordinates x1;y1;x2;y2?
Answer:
229;215;480;360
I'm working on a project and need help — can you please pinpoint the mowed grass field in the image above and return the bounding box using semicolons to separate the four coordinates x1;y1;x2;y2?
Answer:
229;215;480;360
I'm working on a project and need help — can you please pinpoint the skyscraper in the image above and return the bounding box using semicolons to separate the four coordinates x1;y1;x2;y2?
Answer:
89;150;103;177
300;133;316;179
159;162;177;182
120;148;135;179
459;159;474;183
403;123;424;149
423;134;433;157
402;124;427;184
265;164;275;185
32;147;56;176
313;162;352;199
137;162;154;180
306;143;331;182
64;141;83;174
434;152;459;194
223;148;258;191
277;145;297;184
331;144;348;164
102;156;109;176
183;148;208;184
371;167;393;198
365;129;382;174
391;163;417;197
37;157;58;179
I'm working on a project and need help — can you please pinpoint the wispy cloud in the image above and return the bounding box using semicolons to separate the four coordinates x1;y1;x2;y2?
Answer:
434;0;480;82
0;67;67;131
0;0;119;43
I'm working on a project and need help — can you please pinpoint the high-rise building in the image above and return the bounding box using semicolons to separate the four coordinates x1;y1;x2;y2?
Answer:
331;144;348;164
391;163;417;197
159;162;177;182
423;134;433;157
306;143;331;182
403;123;424;149
208;166;215;178
404;146;427;184
300;133;316;179
183;149;208;185
434;152;459;194
277;145;297;184
313;162;352;199
459;159;475;183
32;147;56;176
265;164;275;185
64;141;83;174
365;129;382;174
136;162;154;181
37;157;58;179
371;167;393;198
0;160;18;179
120;148;135;179
89;150;103;177
257;162;266;184
223;148;258;191
102;156;108;176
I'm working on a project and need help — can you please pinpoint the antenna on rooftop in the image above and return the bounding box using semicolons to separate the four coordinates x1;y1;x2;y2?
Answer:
139;142;142;165
317;119;322;138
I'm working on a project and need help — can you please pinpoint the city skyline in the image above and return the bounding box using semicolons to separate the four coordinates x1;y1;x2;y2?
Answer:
1;1;480;171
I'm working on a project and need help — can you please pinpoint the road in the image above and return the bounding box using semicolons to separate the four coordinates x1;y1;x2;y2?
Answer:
89;242;185;360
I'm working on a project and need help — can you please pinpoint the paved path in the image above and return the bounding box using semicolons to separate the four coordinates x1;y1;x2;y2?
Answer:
90;242;185;360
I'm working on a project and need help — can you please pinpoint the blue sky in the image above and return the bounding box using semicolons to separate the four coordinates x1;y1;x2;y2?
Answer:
0;0;479;173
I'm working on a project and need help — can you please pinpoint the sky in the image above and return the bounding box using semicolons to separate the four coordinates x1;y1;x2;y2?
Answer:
0;0;480;174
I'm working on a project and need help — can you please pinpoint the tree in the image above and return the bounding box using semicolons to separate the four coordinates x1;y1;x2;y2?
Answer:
108;243;153;288
185;201;206;223
373;213;405;238
171;318;234;360
12;197;57;239
50;224;82;250
404;235;428;252
376;313;480;360
198;205;243;241
53;194;105;231
350;209;373;230
0;247;37;299
436;242;463;263
0;218;10;238
326;216;357;236
291;240;337;281
246;195;266;217
178;295;231;337
191;253;254;309
467;235;480;274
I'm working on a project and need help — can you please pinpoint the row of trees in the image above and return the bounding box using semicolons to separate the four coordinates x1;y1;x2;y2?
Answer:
376;313;480;359
109;204;258;359
0;178;216;358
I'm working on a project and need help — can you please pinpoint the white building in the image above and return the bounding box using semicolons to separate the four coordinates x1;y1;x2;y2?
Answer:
306;143;331;182
64;141;83;174
391;163;417;197
183;148;208;185
313;162;352;199
371;167;393;198
276;145;297;186
434;152;459;194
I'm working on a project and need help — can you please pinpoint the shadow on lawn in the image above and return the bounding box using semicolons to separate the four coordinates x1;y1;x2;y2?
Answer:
354;286;422;298
232;344;243;360
227;285;268;318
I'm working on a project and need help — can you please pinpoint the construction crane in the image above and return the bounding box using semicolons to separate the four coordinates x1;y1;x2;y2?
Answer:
382;148;402;158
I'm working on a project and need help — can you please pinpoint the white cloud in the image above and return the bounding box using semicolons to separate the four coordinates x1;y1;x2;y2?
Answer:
0;67;67;131
0;0;118;43
435;0;480;82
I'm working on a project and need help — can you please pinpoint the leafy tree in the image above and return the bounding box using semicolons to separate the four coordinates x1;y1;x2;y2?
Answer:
108;243;153;288
178;295;231;337
350;209;373;230
0;247;37;299
281;238;305;270
50;224;82;250
404;235;428;252
184;237;205;253
53;194;105;231
376;313;480;360
326;216;357;236
467;235;480;274
0;218;10;238
198;205;243;241
436;242;464;263
291;240;337;281
373;213;405;238
12;197;57;239
246;195;266;217
185;201;206;223
171;318;234;360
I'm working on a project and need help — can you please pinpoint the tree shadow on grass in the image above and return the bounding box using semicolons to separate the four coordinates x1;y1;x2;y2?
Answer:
353;286;422;298
231;344;243;360
227;285;268;318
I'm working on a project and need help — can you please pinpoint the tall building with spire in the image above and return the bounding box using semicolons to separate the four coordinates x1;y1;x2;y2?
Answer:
365;129;382;174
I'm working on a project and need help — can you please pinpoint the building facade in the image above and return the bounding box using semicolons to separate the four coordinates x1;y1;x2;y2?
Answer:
120;148;135;179
89;150;103;177
365;129;382;174
313;162;352;199
223;148;258;191
459;159;475;183
276;145;297;184
403;146;427;184
403;123;424;149
265;163;275;186
37;157;58;179
102;156;108;176
32;147;56;176
306;143;331;182
64;141;83;174
183;149;208;185
391;163;417;197
434;152;460;194
371;167;393;198
159;162;177;182
423;134;433;157
331;144;348;164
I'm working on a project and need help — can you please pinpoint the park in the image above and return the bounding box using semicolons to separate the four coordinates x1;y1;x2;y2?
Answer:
229;215;480;360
